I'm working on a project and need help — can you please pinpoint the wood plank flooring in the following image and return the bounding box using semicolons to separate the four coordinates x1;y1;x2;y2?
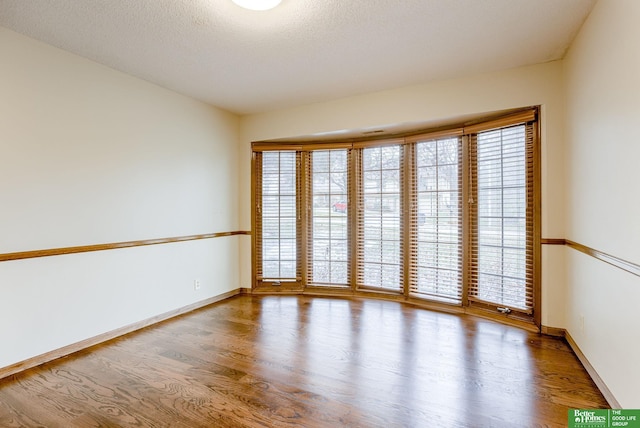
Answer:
0;295;608;427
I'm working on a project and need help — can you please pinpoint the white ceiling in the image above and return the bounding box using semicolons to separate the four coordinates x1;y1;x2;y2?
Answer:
0;0;597;115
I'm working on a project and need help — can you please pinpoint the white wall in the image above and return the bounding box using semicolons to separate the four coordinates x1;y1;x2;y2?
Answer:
0;27;241;368
563;0;640;408
2;0;635;408
239;61;567;328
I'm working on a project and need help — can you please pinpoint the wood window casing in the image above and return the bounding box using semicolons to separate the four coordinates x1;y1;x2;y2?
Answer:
252;107;540;329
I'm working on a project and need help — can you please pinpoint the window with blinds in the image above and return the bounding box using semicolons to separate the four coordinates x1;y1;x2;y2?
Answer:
255;151;299;283
410;137;462;303
356;145;404;291
468;124;534;313
308;150;350;286
252;108;539;325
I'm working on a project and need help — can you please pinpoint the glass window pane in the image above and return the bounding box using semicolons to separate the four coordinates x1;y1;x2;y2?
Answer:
414;138;461;302
310;150;349;286
260;151;297;280
360;145;402;291
474;126;528;309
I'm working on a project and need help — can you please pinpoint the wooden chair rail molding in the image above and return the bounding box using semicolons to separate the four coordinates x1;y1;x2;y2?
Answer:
5;234;634;277
0;231;251;263
542;238;640;278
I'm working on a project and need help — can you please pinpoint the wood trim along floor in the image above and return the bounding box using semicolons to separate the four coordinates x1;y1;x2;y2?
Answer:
540;325;621;409
565;331;622;409
0;231;251;263
540;325;565;337
0;288;243;381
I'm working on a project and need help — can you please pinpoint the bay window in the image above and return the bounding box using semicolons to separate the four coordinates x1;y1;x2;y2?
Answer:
252;108;539;325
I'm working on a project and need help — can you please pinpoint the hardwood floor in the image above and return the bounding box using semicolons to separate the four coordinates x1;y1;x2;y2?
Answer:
0;295;608;427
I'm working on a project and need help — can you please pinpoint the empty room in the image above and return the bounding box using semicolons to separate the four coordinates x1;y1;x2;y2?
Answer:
1;0;638;426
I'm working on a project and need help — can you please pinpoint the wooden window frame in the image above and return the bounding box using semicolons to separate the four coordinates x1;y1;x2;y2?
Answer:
466;123;536;321
251;107;541;329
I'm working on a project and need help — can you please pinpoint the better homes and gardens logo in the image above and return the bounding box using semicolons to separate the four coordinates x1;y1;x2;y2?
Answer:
572;410;608;427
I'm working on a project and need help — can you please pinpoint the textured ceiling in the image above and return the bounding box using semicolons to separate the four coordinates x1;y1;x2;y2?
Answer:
0;0;597;115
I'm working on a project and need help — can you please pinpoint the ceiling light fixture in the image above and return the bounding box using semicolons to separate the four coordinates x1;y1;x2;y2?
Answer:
231;0;282;11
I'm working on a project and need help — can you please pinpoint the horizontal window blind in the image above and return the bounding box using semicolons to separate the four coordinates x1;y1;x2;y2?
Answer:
356;145;404;291
307;150;350;286
257;151;300;282
468;124;534;312
409;137;463;303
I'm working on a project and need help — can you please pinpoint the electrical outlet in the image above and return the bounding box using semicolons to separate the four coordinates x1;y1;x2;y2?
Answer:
194;279;201;291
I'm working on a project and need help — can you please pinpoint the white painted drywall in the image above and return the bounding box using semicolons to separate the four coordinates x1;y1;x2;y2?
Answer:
239;61;568;328
563;0;640;408
0;27;241;369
